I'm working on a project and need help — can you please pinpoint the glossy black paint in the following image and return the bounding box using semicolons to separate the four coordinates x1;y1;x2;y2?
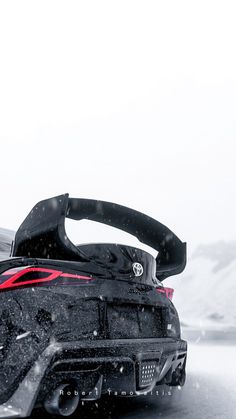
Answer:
12;194;186;280
0;195;187;417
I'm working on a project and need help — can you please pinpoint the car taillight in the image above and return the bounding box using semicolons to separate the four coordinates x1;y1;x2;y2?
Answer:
0;267;94;291
156;287;174;300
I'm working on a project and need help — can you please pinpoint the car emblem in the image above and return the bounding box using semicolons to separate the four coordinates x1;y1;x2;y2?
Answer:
132;262;144;277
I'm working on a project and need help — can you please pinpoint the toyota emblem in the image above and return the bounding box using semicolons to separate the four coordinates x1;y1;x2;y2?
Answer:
132;262;144;277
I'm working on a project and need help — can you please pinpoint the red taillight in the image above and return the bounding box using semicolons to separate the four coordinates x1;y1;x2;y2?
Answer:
156;287;174;300
0;267;93;291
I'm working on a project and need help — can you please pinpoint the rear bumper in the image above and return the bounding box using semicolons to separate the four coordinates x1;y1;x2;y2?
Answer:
0;337;187;418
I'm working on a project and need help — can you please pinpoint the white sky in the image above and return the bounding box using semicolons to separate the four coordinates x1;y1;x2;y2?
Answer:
0;0;235;255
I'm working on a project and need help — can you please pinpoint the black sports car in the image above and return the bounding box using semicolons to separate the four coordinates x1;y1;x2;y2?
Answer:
0;194;187;417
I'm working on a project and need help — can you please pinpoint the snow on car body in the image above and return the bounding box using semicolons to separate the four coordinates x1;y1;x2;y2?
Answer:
0;194;187;417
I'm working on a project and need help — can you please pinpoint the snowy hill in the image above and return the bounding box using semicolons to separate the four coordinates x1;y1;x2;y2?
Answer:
166;241;236;332
0;227;14;260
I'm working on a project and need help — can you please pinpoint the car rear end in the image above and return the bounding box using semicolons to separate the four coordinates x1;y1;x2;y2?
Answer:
0;260;187;418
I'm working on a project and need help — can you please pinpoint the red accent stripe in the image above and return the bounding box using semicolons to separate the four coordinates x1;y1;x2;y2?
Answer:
60;273;93;280
1;268;22;275
0;267;93;291
0;268;62;290
156;287;174;300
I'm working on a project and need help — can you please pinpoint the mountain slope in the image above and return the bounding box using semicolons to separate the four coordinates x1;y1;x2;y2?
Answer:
166;241;236;331
0;227;14;260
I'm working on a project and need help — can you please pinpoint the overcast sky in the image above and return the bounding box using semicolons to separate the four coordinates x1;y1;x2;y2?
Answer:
0;0;235;254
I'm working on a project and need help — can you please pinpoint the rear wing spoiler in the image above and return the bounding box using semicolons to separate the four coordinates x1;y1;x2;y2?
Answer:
11;194;186;281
